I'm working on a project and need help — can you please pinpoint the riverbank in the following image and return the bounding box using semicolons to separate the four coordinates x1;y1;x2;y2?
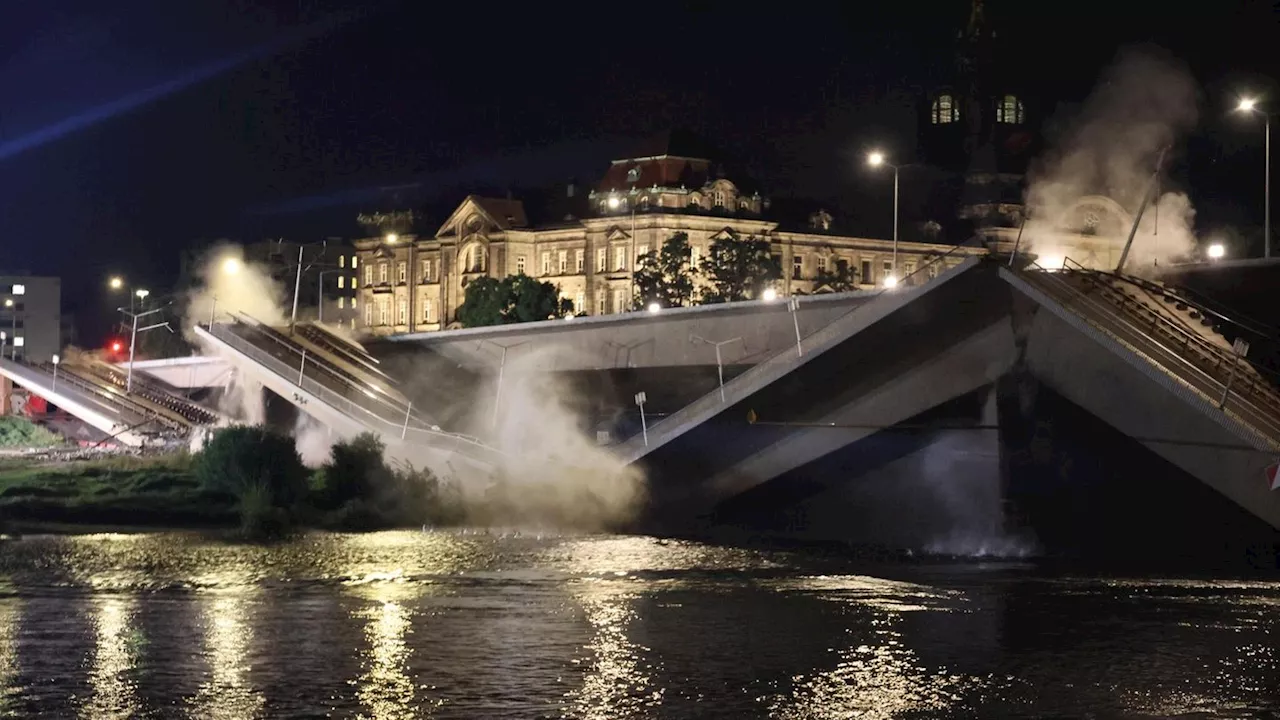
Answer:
0;453;237;529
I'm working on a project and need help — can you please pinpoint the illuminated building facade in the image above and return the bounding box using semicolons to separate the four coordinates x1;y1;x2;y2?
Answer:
352;140;982;335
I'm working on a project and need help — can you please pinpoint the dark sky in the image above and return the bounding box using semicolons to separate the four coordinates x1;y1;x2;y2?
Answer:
0;0;1277;340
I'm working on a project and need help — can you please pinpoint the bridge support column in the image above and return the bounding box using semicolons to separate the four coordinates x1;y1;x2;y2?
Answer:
0;376;11;416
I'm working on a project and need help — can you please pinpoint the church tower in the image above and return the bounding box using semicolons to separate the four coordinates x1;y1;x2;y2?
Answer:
920;0;1038;236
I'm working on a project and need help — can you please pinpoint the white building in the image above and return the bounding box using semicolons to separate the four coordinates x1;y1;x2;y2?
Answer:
0;275;60;363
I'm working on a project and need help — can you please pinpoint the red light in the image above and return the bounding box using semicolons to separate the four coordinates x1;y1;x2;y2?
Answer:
111;342;122;353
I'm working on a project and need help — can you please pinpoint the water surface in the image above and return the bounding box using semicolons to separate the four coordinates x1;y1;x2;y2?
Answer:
0;531;1275;718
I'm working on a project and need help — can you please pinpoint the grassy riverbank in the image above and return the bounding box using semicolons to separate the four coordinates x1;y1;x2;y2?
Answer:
0;454;237;529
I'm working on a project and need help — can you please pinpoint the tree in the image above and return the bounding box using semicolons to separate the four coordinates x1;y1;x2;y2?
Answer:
699;234;780;303
633;232;696;309
814;259;859;293
193;425;309;537
456;274;572;328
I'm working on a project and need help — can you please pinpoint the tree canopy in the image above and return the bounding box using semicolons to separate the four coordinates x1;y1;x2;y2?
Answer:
699;234;780;303
814;258;859;293
456;274;572;327
634;232;696;309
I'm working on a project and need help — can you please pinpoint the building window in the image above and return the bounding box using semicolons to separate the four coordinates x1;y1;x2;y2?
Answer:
636;244;648;262
713;190;725;207
364;301;373;326
352;277;358;290
377;298;389;326
690;245;701;269
639;196;650;210
612;288;624;313
378;263;388;284
339;256;345;269
614;246;626;271
423;299;433;323
516;255;526;274
931;93;959;124
465;246;486;273
627;167;640;183
996;94;1024;124
558;250;568;274
351;298;357;309
575;249;584;273
351;256;358;269
883;260;893;279
792;254;803;280
904;261;916;279
541;252;551;275
575;291;585;313
816;256;827;273
13;337;23;347
337;297;344;309
422;259;432;282
596;290;607;315
364;265;373;286
337;276;344;289
597;248;607;272
11;285;24;296
397;297;408;325
861;259;872;283
397;262;407;283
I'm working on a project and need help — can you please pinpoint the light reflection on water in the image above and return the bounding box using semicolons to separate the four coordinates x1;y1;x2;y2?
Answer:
0;532;1270;717
189;570;264;720
0;596;17;713
81;595;141;720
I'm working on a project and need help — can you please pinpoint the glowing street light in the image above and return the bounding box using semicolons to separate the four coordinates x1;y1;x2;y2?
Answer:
135;289;149;300
761;287;779;302
221;257;242;275
108;276;124;290
607;196;621;209
882;275;899;289
1235;96;1271;257
384;233;399;244
647;302;661;314
51;353;60;391
1208;243;1226;260
867;150;902;279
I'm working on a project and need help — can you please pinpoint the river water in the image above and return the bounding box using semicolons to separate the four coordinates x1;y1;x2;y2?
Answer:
0;531;1276;718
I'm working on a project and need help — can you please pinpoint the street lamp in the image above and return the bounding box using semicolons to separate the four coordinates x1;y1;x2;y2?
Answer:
882;275;899;289
1208;243;1226;260
108;276;124;290
222;257;242;275
51;354;60;391
1236;97;1272;257
761;287;778;302
867;150;901;282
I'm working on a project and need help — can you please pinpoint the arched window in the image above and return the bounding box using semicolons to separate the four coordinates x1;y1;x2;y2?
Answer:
639;196;650;210
713;190;725;207
931;94;959;124
996;94;1024;124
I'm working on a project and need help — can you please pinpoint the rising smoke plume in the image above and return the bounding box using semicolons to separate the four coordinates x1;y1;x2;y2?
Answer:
1023;47;1201;272
183;242;287;343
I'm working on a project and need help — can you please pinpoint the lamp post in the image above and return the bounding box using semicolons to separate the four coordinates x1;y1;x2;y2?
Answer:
1236;98;1272;258
608;194;637;307
118;292;171;393
51;354;60;391
3;299;14;360
867;151;902;283
690;335;744;403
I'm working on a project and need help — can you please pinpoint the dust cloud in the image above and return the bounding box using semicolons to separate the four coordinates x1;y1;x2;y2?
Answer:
1023;47;1201;272
446;347;646;531
183;242;286;343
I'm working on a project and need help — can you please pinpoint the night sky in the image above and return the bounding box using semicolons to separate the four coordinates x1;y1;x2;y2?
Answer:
1;0;1276;341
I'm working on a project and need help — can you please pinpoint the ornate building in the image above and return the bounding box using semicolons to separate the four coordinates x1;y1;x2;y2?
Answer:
352;136;983;335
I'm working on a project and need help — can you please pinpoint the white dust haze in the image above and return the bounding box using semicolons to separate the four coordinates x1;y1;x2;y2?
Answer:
180;241;644;528
1023;47;1201;272
444;347;646;531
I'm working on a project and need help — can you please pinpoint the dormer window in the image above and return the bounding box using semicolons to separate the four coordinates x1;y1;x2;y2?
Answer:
713;190;725;207
931;94;959;124
996;94;1024;124
626;167;640;183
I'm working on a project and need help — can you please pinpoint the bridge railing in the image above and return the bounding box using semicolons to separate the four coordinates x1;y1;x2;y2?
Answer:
1015;259;1280;445
32;362;181;431
618;248;982;460
202;321;504;462
1058;260;1280;404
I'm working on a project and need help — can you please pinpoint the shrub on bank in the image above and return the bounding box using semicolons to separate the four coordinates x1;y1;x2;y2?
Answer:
313;433;464;529
194;425;309;537
0;417;62;448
